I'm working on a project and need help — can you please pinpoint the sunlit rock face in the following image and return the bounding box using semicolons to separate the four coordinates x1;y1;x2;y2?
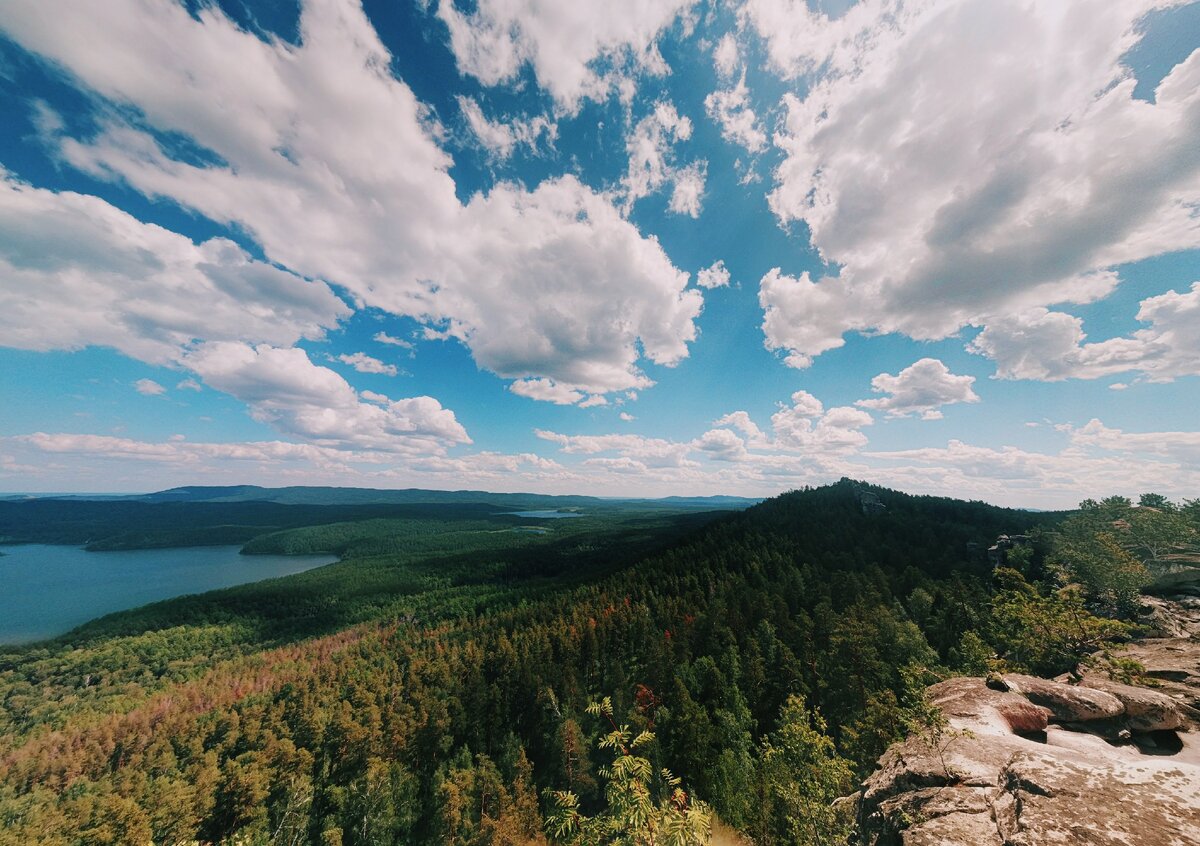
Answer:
851;595;1200;846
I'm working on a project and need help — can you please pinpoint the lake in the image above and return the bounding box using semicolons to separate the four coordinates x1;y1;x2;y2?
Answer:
0;545;337;645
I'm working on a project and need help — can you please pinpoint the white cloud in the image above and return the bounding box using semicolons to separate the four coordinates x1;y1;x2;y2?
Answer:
509;378;586;405
442;177;700;393
693;427;750;461
696;259;731;289
668;162;707;218
865;424;1200;509
713;33;740;79
622;101;707;218
1066;418;1200;464
968;282;1200;382
183;342;470;452
535;429;697;468
582;456;648;474
373;332;414;350
15;432;355;465
856;357;979;420
0;0;702;398
578;394;608;408
435;0;697;110
457;95;556;160
704;76;767;155
0;173;348;364
337;352;399;377
770;391;874;453
177;378;203;391
619;411;636;421
712;410;769;447
134;378;166;396
753;0;1200;368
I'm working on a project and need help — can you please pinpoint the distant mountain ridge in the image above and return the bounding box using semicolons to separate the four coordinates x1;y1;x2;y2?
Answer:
5;484;763;509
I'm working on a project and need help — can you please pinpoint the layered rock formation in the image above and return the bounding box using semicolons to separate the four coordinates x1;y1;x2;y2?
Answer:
851;595;1200;845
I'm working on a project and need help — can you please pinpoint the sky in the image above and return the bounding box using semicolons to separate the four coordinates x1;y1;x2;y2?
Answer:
0;0;1198;508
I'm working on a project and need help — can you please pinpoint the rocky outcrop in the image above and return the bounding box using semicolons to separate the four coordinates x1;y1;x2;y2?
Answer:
852;594;1200;845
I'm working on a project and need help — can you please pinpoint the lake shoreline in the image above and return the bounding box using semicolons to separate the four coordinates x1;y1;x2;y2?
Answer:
0;544;338;646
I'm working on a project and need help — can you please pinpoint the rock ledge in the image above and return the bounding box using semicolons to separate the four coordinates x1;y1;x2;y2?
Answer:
851;596;1200;845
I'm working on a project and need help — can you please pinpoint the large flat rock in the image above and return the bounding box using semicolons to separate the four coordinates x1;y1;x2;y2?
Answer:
854;594;1200;845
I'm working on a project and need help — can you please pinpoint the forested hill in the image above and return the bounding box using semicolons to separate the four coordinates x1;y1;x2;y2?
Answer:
3;483;761;508
0;480;1069;844
0;486;759;549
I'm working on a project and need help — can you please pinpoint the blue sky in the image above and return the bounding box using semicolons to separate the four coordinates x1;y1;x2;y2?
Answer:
0;0;1197;508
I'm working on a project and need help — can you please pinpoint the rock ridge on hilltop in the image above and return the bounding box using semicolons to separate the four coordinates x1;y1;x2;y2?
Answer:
850;593;1200;845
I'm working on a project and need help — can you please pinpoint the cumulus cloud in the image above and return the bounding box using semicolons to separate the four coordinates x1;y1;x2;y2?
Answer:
968;283;1200;382
770;391;873;452
0;0;703;398
856;358;979;419
509;378;586;405
177;378;203;391
435;0;696;109
337;352;399;377
713;33;740;78
623;101;707;217
751;0;1200;367
0;173;348;364
623;390;876;471
183;342;470;452
457;95;556;160
693;427;750;461
696;260;731;289
134;379;166;396
442;177;701;393
712;410;769;447
704;76;767;154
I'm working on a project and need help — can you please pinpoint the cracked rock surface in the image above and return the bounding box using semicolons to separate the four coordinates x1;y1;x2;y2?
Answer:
851;595;1200;845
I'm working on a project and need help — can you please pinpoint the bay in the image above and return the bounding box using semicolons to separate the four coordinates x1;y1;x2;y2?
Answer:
0;544;336;645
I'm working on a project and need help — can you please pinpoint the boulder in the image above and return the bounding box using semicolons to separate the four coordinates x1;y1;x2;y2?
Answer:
1080;677;1186;732
927;677;1050;735
854;674;1200;845
852;597;1200;845
1002;673;1124;723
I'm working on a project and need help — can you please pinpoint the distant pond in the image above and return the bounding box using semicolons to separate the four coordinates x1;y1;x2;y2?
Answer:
503;510;585;519
0;544;337;645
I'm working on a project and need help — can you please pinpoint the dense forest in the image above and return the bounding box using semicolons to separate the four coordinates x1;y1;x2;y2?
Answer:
1;480;1197;845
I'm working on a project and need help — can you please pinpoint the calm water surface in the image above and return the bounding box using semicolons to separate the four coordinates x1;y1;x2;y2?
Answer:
0;545;336;644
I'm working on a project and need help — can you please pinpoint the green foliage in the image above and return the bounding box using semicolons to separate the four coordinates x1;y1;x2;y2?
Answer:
752;695;853;846
546;698;711;846
1049;494;1200;615
989;568;1132;675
